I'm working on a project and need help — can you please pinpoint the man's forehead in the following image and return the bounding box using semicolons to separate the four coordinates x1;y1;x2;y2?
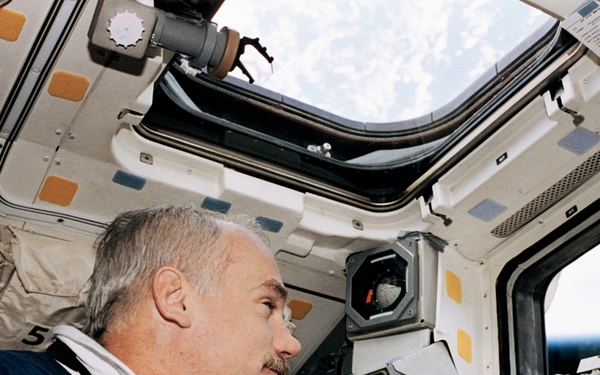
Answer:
220;224;271;254
219;227;283;291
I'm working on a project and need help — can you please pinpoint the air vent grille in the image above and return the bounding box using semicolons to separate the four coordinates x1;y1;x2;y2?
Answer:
491;151;600;238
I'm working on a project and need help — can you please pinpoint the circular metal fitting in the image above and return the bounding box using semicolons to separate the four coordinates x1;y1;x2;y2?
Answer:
107;10;145;48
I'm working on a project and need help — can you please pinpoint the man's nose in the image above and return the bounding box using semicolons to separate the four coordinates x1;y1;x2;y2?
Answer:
274;318;301;358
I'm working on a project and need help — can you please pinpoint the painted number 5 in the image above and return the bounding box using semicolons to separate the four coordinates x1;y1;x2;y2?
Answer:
21;325;49;346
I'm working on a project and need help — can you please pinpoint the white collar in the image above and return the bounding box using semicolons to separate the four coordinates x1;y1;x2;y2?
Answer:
51;325;136;375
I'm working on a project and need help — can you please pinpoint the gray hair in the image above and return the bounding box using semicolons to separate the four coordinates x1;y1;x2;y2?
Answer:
86;204;267;340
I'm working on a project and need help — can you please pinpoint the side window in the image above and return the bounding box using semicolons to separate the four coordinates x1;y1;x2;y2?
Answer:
545;245;600;374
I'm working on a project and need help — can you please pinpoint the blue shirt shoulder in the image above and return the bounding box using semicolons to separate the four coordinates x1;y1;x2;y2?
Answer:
0;350;69;375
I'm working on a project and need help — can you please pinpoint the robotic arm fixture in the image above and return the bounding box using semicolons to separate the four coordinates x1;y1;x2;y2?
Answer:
88;0;273;83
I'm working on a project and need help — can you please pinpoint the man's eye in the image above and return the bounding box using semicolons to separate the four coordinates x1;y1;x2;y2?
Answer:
263;301;276;310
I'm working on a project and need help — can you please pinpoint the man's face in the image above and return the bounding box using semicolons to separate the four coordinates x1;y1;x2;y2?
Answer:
185;225;301;374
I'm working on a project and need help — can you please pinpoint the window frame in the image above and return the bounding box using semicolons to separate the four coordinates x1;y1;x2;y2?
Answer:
497;198;600;374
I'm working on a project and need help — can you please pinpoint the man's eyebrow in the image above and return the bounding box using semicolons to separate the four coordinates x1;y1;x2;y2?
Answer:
261;279;288;301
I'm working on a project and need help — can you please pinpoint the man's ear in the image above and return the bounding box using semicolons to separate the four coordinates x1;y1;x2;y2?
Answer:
151;266;193;328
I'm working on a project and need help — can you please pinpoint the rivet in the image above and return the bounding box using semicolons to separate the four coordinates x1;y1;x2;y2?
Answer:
140;153;153;165
352;219;363;231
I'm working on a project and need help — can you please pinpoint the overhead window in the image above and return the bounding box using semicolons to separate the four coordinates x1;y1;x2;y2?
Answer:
144;1;566;207
213;1;549;122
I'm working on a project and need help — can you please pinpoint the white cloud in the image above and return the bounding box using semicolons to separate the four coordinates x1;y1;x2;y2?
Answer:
213;0;549;122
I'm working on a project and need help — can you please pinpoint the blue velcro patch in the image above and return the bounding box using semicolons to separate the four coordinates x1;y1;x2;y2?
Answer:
112;170;146;191
579;0;599;17
201;197;232;214
558;127;600;155
468;199;507;222
256;216;283;233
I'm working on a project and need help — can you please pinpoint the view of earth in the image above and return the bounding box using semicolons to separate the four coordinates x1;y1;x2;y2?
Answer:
214;1;549;122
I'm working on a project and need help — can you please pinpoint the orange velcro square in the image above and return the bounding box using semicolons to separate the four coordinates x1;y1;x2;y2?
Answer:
446;270;462;304
39;175;79;207
0;8;26;42
287;298;313;320
457;329;473;363
48;71;90;102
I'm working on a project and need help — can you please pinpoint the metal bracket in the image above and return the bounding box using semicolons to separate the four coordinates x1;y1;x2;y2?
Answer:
397;231;448;253
557;95;585;126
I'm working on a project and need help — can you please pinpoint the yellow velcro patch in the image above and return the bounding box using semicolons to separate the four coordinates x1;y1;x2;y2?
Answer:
446;270;462;304
457;329;472;363
287;298;313;320
48;71;90;102
39;175;79;207
0;8;26;42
